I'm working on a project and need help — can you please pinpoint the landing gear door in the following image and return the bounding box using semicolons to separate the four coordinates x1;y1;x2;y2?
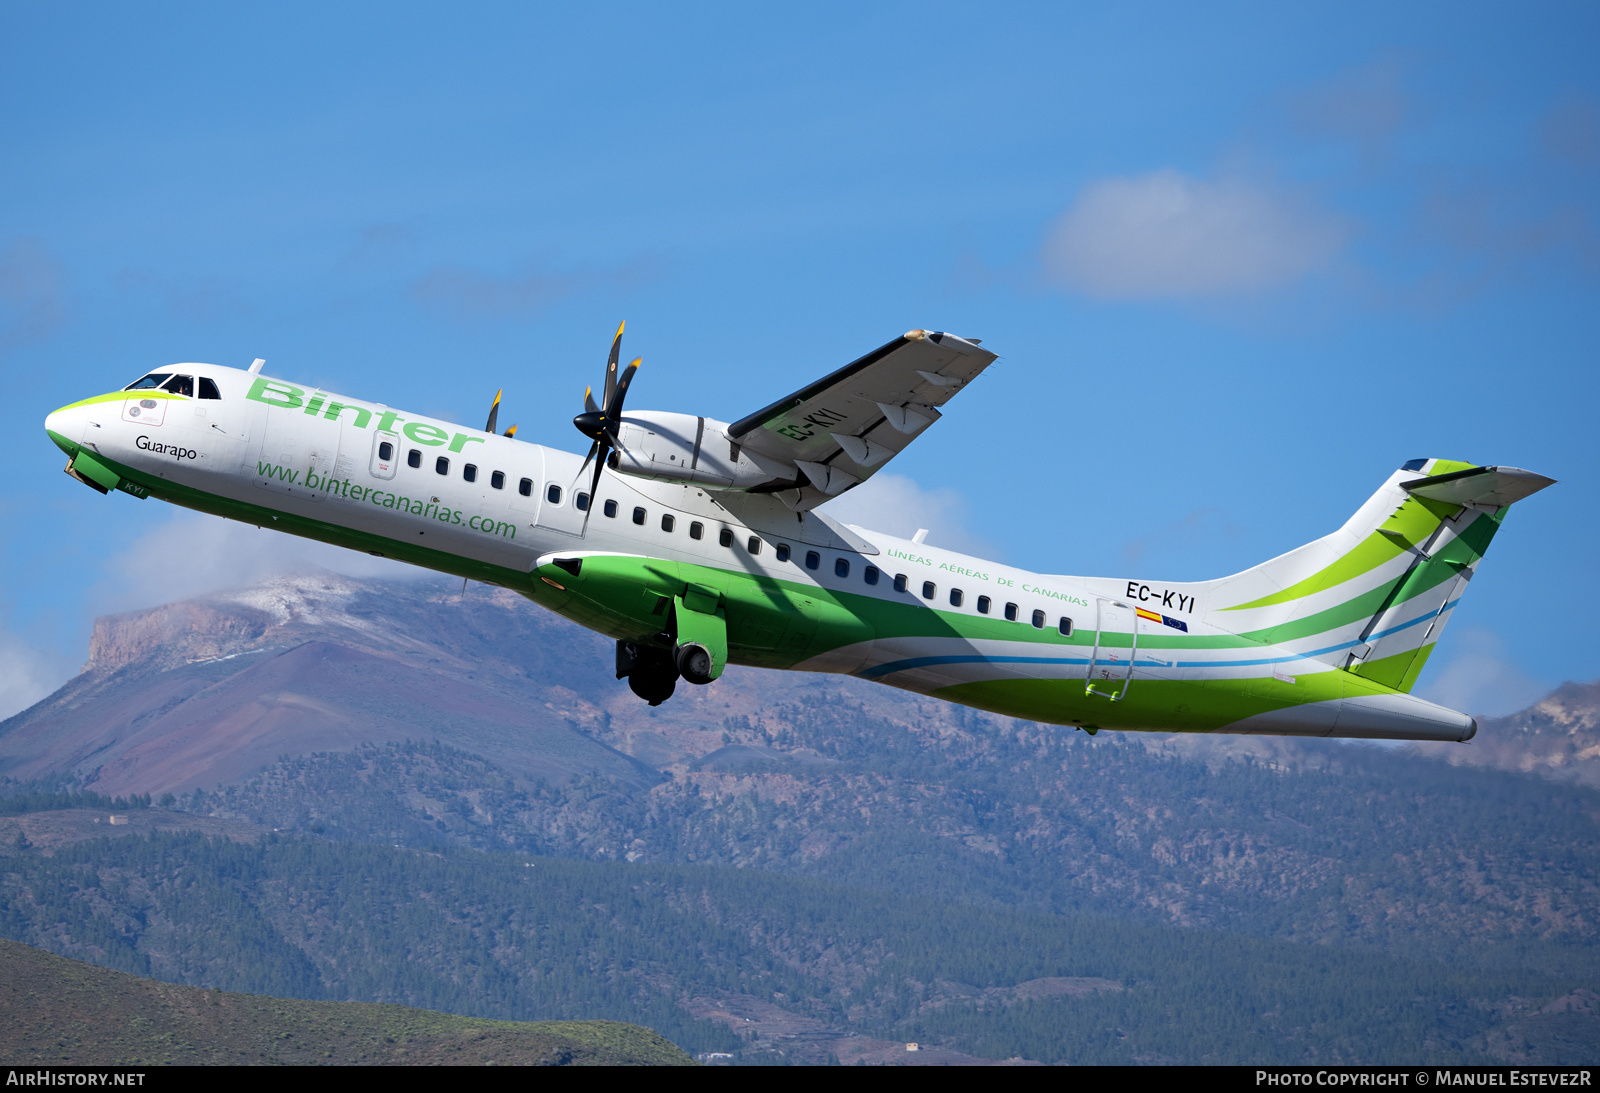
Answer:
1085;599;1137;701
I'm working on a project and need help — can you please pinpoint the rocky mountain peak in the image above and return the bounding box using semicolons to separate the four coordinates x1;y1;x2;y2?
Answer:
84;572;468;676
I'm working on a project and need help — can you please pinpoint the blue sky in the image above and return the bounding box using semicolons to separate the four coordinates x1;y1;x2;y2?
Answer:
2;2;1596;719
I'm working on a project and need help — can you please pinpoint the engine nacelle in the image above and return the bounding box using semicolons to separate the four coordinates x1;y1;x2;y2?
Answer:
611;411;793;491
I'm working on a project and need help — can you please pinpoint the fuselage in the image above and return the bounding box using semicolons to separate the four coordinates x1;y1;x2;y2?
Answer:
43;363;1481;742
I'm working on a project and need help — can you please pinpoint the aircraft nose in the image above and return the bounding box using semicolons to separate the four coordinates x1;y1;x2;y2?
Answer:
44;403;85;453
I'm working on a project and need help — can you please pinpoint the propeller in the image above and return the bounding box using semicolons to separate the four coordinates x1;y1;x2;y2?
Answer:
485;389;502;434
484;389;518;438
572;321;640;530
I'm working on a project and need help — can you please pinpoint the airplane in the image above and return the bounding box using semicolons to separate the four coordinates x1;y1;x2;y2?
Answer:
43;326;1554;743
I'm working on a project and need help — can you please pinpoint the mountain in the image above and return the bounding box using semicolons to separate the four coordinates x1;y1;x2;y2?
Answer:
2;573;1599;1061
4;574;1599;969
0;936;692;1065
1;826;1593;1065
0;575;656;794
1412;681;1600;789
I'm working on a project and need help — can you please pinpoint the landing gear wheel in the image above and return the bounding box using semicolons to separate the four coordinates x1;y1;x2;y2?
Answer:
628;670;676;706
675;643;715;685
620;642;679;706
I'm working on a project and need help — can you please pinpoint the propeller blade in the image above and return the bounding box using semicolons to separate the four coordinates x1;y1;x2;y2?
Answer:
485;389;502;435
584;385;599;415
576;438;601;478
504;424;517;438
580;445;607;535
602;321;624;409
608;358;641;423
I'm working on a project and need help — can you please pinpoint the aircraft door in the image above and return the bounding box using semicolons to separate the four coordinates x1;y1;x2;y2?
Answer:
530;457;593;537
1085;598;1138;701
254;394;339;503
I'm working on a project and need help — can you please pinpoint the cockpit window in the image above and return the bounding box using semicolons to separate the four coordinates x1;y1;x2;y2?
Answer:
161;375;194;397
124;373;172;391
198;377;222;400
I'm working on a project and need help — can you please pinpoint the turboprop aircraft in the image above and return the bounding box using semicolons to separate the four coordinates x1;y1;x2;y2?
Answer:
43;326;1554;741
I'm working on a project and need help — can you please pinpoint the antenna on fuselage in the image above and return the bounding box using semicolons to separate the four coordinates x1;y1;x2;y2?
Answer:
248;359;265;374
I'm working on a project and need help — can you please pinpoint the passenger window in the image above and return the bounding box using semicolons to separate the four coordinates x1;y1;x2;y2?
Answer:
633;506;647;525
1058;617;1074;636
833;558;849;578
576;493;590;511
689;521;704;540
409;450;422;469
949;589;963;607
545;483;560;503
463;464;477;483
161;375;194;396
776;544;791;563
1032;610;1046;628
1005;602;1019;621
435;456;449;475
198;377;222;400
719;528;733;547
491;471;505;490
378;442;394;462
522;479;536;498
977;595;991;614
922;581;936;600
124;373;172;391
661;514;675;532
604;499;618;518
864;565;879;586
805;551;821;570
893;574;908;593
747;536;761;554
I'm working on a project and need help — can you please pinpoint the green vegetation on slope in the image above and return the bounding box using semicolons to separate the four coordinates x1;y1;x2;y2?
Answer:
191;725;1600;981
0;936;692;1065
1;829;1592;1064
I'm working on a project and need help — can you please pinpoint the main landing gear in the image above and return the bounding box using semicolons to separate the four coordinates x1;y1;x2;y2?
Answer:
614;638;723;706
613;583;728;705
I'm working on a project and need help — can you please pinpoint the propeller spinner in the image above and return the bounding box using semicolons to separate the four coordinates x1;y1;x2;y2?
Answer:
572;321;640;529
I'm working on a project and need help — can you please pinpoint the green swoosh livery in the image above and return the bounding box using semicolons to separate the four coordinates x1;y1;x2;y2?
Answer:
44;337;1554;743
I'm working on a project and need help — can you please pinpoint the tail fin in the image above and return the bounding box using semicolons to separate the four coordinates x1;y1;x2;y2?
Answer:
1204;460;1554;692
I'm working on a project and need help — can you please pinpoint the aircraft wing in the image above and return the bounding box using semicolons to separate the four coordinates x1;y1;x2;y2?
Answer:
724;329;995;510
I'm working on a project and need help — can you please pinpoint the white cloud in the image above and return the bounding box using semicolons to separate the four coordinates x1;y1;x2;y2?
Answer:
0;630;75;722
1418;627;1551;718
1042;170;1347;299
821;473;994;558
88;512;427;617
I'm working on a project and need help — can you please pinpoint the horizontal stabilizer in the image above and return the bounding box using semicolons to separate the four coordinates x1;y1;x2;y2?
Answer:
1402;465;1555;508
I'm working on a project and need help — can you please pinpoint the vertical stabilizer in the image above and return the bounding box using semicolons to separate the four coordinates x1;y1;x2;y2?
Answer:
1202;460;1553;692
